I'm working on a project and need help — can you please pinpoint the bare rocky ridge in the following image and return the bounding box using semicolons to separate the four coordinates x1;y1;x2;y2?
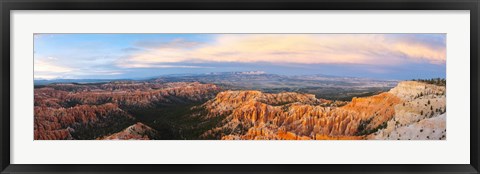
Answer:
99;122;159;140
368;81;446;140
369;113;446;140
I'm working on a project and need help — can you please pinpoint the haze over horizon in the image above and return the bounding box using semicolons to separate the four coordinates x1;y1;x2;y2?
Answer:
34;34;446;80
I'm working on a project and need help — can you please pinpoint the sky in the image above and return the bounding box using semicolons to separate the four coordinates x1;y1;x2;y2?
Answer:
34;33;446;80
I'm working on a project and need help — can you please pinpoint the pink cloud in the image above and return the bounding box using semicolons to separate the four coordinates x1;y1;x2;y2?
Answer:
118;34;446;68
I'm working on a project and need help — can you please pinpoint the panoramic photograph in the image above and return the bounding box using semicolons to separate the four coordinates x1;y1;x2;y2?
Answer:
34;34;446;140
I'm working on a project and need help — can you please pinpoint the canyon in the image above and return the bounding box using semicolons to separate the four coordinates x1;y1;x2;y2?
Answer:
199;81;446;140
34;82;220;140
34;74;446;140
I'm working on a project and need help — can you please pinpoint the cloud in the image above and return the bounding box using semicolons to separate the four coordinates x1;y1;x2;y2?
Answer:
77;70;124;76
34;59;124;79
134;38;201;49
121;47;143;52
392;42;445;64
34;58;74;79
34;74;62;80
118;34;446;68
34;59;72;73
123;64;213;69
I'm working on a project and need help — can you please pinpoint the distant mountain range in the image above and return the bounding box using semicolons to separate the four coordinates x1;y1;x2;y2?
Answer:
34;71;398;86
35;72;399;101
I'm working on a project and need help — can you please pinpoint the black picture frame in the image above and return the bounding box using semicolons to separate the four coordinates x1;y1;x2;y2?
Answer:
1;0;479;173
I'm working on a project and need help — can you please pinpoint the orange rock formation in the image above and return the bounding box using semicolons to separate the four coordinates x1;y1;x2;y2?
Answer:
201;90;402;140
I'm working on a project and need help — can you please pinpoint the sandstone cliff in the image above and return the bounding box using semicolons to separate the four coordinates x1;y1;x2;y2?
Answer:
99;122;159;140
34;82;220;140
199;81;446;140
34;103;134;140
